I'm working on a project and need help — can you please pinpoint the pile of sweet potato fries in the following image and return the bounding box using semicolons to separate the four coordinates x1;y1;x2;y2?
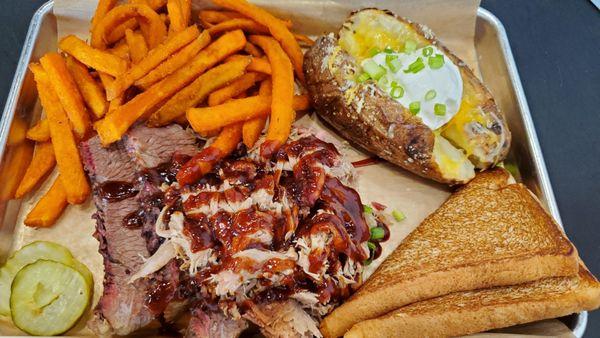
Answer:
17;0;312;227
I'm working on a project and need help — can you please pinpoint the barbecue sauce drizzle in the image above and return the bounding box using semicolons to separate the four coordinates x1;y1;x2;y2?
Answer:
98;181;139;202
161;136;378;313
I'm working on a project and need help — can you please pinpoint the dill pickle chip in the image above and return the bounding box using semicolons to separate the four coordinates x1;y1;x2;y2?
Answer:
10;260;91;336
0;241;74;316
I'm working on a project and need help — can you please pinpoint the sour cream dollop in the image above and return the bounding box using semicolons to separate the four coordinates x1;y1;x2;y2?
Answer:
362;45;463;130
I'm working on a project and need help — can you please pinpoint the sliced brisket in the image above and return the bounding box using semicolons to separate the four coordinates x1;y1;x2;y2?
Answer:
83;125;201;336
124;124;199;254
125;124;201;324
81;136;154;336
125;124;199;169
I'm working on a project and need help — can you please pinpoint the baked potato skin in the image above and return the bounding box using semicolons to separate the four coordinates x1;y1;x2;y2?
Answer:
303;9;511;184
304;35;451;183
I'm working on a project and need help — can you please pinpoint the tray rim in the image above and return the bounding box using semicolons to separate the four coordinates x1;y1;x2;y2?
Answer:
476;8;587;336
0;1;587;337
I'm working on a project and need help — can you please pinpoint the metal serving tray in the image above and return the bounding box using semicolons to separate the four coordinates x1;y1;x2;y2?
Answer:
0;1;587;336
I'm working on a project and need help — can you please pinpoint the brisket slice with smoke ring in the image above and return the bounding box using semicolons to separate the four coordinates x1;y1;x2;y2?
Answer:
124;124;200;254
82;125;201;335
81;136;154;336
123;125;201;321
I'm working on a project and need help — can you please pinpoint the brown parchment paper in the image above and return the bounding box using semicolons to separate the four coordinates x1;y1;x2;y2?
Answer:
0;0;572;337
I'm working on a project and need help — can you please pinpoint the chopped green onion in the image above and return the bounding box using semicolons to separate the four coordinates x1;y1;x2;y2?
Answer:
404;40;417;53
409;101;421;114
385;54;398;63
428;54;445;69
425;89;437;101
392;210;406;222
356;72;370;83
391;81;400;88
370;227;385;241
503;163;521;180
367;241;377;252
378;76;389;87
363;59;386;80
387;58;402;73
390;86;404;99
403;57;425;74
422;46;434;57
384;46;394;54
363;204;373;214
434;103;447;116
368;47;381;57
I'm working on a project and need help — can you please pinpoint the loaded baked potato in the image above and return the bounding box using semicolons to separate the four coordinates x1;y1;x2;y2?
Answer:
304;9;511;184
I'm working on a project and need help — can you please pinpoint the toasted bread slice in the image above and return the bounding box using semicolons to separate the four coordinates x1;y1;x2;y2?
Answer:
320;168;578;338
345;264;600;338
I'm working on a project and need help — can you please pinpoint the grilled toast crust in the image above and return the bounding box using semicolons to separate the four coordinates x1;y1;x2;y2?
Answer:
345;265;600;338
320;168;578;338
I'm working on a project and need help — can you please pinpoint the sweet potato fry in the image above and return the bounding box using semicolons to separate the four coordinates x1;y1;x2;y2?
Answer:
0;142;34;201
93;3;167;49
291;94;310;110
7;117;27;146
242;116;267;148
97;0;167;47
108;95;124;114
40;53;91;139
228;54;271;74
26;119;50;142
198;9;293;27
98;72;115;99
186;96;271;134
91;0;118;41
198;10;245;26
244;41;263;57
24;176;69;227
242;115;268;148
15;142;56;199
106;25;201;100
213;0;304;82
180;0;191;26
104;18;138;47
176;123;242;186
134;31;210;90
294;33;315;47
30;64;90;204
97;30;247;145
108;40;131;60
247;57;272;75
60;35;128;77
65;56;108;119
125;29;149;63
249;35;294;154
167;0;186;34
208;18;269;36
243;79;271;148
187;94;307;134
138;0;168;9
208;72;264;106
258;77;272;96
149;56;251;126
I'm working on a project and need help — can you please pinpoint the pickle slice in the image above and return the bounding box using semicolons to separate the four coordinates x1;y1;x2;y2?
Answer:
10;260;91;336
0;241;91;316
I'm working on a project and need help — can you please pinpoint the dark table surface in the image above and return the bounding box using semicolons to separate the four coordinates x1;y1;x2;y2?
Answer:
0;0;598;335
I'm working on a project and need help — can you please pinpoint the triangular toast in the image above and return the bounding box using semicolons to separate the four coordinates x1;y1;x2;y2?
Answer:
345;264;600;337
320;168;579;338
